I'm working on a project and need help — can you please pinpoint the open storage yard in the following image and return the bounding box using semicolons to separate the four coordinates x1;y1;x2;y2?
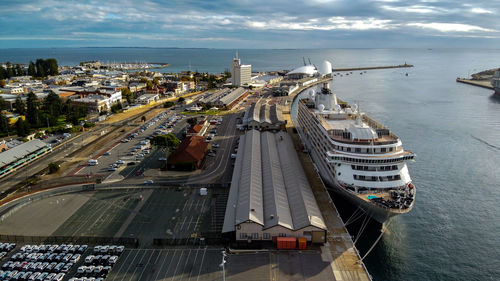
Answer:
0;188;212;247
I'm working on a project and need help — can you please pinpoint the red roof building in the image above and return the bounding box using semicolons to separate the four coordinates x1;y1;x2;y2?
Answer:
167;136;208;170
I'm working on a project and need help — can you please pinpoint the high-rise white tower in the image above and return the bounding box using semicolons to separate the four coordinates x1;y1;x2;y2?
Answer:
231;52;251;86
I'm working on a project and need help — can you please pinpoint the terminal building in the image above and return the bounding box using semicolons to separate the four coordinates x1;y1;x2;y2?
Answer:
0;139;52;178
231;53;251;86
222;130;327;245
241;101;286;131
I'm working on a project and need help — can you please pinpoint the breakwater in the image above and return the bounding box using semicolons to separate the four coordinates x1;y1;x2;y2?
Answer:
334;63;413;72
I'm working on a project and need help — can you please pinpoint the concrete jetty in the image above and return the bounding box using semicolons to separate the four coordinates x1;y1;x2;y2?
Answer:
456;78;494;90
283;77;372;281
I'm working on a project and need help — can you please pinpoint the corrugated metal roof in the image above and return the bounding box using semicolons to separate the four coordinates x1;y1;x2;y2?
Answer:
261;131;293;229
259;104;272;125
219;87;246;105
222;135;246;233
235;130;264;226
275;131;326;230
223;130;326;233
0;139;50;167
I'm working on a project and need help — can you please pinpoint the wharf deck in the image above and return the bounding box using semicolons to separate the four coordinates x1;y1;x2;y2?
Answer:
283;110;372;281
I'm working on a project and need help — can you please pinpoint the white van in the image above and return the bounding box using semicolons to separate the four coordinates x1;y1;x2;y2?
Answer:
88;159;98;166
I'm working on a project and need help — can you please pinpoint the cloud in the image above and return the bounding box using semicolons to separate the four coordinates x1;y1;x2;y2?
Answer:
470;8;493;14
0;0;499;48
381;5;447;14
407;22;495;32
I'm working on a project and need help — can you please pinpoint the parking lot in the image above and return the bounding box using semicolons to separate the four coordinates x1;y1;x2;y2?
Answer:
0;187;213;246
75;108;188;179
105;248;336;281
106;247;222;281
0;243;126;281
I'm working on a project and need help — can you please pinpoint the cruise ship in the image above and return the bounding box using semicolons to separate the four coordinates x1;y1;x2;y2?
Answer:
492;68;500;95
296;81;416;224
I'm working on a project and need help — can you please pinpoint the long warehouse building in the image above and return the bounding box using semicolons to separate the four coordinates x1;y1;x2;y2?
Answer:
223;130;327;244
0;139;52;178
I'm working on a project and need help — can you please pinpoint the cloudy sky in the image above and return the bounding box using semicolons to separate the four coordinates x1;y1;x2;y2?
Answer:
1;0;499;48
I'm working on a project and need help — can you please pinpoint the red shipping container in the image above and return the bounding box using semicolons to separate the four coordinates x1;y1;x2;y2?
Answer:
298;238;307;250
276;237;297;249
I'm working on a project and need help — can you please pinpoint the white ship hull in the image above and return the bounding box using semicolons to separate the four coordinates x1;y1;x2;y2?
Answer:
307;146;397;224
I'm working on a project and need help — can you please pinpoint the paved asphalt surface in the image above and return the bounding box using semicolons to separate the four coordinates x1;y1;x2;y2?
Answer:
76;109;185;177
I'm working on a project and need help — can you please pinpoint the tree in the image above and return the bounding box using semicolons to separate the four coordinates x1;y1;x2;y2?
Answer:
163;101;175;108
15;64;24;76
0;96;6;110
47;58;59;75
15;118;30;137
0;113;9;134
35;59;45;77
111;101;123;113
224;68;231;79
43;91;62;119
141;116;146;122
146;80;153;90
28;61;36;76
153;77;161;85
151;133;180;148
26;92;41;127
187;117;198;127
48;162;60;174
121;88;133;104
0;79;6;88
14;96;25;115
177;97;185;104
0;66;6;80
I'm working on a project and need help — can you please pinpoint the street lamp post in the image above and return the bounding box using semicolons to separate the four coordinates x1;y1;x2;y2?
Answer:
219;250;227;281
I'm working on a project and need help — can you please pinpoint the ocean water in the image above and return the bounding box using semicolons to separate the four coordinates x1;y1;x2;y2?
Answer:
1;48;500;281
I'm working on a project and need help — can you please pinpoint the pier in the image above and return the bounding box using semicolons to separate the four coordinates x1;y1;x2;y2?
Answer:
334;63;413;72
456;78;494;90
283;76;372;281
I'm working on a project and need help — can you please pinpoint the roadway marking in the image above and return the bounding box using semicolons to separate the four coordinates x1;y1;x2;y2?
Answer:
108;250;133;281
170;249;187;281
153;249;171;281
128;249;151;281
186;247;202;281
195;247;207;281
162;249;179;281
118;249;143;281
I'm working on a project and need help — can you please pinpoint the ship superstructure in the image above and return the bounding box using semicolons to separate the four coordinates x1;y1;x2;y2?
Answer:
296;82;416;223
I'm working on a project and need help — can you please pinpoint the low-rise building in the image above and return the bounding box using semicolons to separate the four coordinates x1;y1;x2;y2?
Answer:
0;139;52;178
167;135;208;171
242;102;286;131
136;93;159;104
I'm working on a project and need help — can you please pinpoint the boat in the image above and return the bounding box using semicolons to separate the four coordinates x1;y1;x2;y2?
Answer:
295;81;416;224
492;68;500;95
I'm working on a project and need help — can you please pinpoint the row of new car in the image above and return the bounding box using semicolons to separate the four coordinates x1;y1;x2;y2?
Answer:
0;244;16;260
18;244;87;254
0;270;65;281
2;259;76;272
